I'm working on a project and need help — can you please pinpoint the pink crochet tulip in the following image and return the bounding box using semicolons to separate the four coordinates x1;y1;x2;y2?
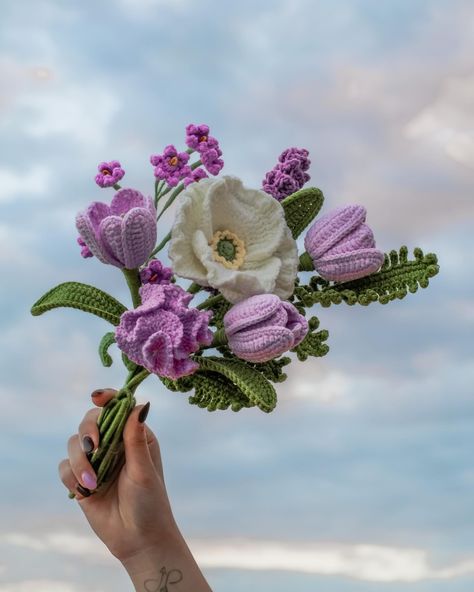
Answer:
76;188;157;269
115;283;213;380
304;204;384;282
224;294;308;363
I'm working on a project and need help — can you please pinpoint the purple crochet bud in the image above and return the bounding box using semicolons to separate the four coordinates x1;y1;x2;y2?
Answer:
77;236;93;258
200;137;224;176
262;147;311;201
140;258;173;285
115;283;213;380
223;294;308;363
304;204;384;282
183;167;209;188
76;188;157;269
95;160;125;188
150;145;191;187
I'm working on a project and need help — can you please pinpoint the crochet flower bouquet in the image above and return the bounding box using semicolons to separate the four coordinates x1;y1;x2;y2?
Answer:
30;124;440;496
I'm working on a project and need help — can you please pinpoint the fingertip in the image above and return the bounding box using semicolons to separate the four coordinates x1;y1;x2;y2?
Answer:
90;388;117;407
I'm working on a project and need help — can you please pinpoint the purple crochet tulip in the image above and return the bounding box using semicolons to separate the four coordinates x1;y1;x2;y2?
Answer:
76;188;157;269
115;283;213;380
223;294;308;363
304;204;384;282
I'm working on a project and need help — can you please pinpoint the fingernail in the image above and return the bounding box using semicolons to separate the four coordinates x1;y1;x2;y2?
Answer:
81;436;94;454
138;402;150;423
81;470;97;490
76;484;91;497
91;389;104;398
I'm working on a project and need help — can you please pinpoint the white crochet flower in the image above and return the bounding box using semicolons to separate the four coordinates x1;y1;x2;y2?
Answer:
168;175;298;303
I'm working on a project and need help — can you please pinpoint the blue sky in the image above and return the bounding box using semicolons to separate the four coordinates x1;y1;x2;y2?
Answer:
0;0;473;590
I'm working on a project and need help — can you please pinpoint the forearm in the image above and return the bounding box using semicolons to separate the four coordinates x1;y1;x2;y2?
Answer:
121;530;212;592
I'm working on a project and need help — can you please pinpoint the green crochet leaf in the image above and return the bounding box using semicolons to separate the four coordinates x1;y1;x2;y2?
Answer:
194;356;277;413
99;332;116;367
294;247;440;308
31;282;127;325
292;316;330;361
189;372;254;412
281;187;324;239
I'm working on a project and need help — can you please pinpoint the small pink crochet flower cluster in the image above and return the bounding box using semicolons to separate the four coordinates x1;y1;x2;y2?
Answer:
115;283;213;380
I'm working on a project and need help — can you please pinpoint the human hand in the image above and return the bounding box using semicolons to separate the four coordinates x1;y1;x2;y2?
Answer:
58;389;180;564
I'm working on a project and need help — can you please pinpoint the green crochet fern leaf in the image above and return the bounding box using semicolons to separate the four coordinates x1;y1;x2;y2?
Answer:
31;282;127;325
292;316;330;361
295;247;439;308
281;187;324;239
193;356;277;413
189;372;254;412
99;332;116;367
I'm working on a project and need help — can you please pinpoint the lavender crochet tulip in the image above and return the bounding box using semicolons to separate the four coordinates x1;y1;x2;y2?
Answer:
224;294;308;363
76;188;157;269
115;283;213;379
304;204;384;282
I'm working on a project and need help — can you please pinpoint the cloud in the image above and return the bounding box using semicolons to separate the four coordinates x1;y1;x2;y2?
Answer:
5;529;474;583
0;532;112;564
0;581;104;592
15;84;120;149
192;539;474;582
405;74;474;168
0;165;52;202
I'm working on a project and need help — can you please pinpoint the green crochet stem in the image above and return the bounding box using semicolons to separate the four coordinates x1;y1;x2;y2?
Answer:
299;251;314;272
148;230;172;260
121;268;142;308
68;368;150;499
156;160;202;223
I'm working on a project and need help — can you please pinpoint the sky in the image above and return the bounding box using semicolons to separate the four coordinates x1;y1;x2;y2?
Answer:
0;0;473;590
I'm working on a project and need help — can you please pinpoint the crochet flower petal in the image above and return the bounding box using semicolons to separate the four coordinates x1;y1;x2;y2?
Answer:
281;301;309;346
143;331;174;376
305;204;366;260
122;208;157;269
76;205;118;265
328;222;375;255
204;255;281;303
229;325;295;363
207;177;285;264
272;224;299;300
180;309;213;352
224;294;281;336
99;215;125;266
315;248;384;282
110;188;147;216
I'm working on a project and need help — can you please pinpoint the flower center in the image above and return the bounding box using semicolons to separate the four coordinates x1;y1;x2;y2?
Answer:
102;168;111;176
169;156;178;166
199;135;208;143
210;230;246;270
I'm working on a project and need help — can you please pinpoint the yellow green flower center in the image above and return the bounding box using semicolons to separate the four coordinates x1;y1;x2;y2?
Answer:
210;230;246;270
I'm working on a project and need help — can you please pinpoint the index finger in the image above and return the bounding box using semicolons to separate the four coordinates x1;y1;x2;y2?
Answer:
90;388;118;408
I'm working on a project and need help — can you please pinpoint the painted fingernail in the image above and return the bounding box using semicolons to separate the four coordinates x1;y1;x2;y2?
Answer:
82;436;94;454
138;402;150;424
81;470;97;490
91;389;104;398
76;484;91;497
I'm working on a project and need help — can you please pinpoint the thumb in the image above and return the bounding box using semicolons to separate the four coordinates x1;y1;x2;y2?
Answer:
122;402;155;485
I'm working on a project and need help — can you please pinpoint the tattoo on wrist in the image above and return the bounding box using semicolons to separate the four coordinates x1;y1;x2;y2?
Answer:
144;566;183;591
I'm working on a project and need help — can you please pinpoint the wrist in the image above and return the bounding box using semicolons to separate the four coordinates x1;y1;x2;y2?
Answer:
121;530;211;592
